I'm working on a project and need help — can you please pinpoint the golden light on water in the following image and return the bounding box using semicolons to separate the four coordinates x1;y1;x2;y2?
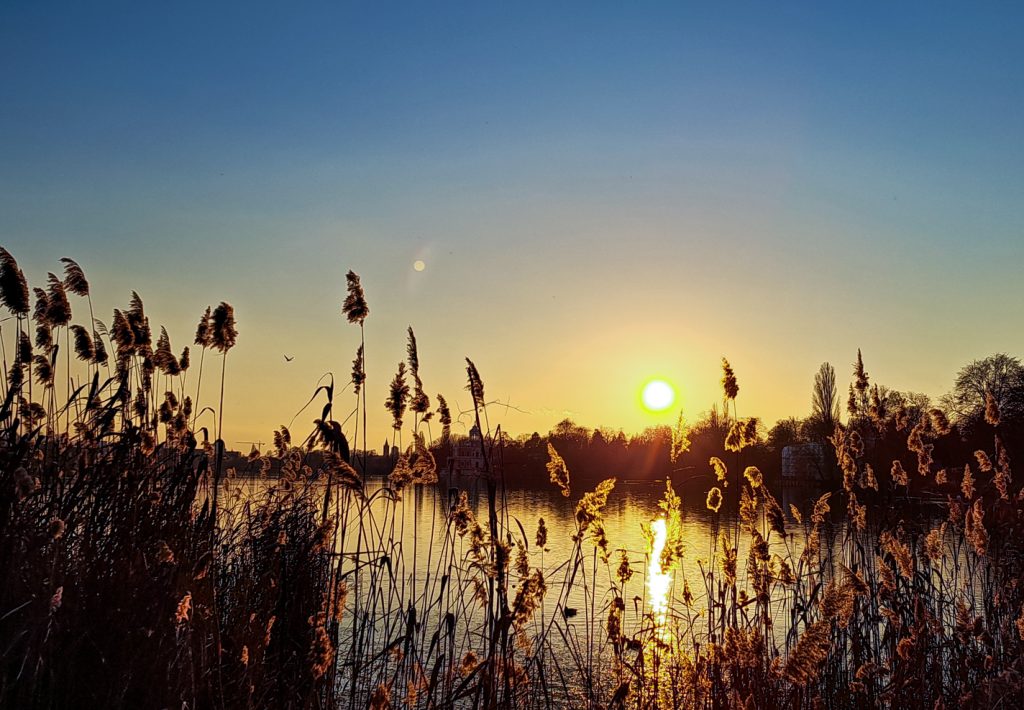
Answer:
641;380;675;412
647;518;672;636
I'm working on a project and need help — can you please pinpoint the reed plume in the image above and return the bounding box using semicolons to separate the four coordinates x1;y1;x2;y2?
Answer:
309;621;335;679
60;257;89;297
783;622;830;685
351;344;365;394
7;361;24;393
742;466;763;488
869;384;885;424
16;331;31;364
929;408;951;435
853;348;869;393
154;326;180;375
385;362;409;431
573;478;615;542
45;273;72;326
974;450;992;472
407;327;430;415
546;443;570;497
710;456;728;486
763;490;786;537
670;410;691;462
70;325;95;361
126;292;151;349
891;460;909;487
342;270;369;324
33;354;53;386
721;357;739;402
32;287;49;324
210;302;237;353
965;499;989;555
273;425;292;456
616;550;633;583
706;486;723;512
92;330;108;365
35;324;52;350
0;246;29;315
725;418;758;452
175;592;192;624
985;390;1000;426
194;306;212;347
880;530;914;580
863;463;878;490
465;358;485;409
436;393;452;443
924;524;946;562
111;309;134;353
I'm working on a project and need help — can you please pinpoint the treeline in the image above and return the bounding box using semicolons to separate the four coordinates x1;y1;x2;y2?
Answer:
487;411;776;489
436;352;1024;498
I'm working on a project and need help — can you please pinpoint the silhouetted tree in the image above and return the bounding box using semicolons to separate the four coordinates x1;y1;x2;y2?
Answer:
549;418;590;446
691;403;730;437
942;354;1024;427
767;417;804;452
878;388;931;424
808;362;839;438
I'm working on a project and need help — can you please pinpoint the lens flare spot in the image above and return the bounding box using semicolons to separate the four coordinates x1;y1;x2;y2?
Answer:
413;259;426;272
642;380;675;412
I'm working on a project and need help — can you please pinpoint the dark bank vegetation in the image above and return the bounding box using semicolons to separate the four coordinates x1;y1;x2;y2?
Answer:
2;246;1024;709
458;351;1023;501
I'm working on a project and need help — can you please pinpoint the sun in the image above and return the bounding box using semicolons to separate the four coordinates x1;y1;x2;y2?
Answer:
641;379;675;412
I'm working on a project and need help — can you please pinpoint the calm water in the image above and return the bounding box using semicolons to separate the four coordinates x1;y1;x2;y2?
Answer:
349;476;821;609
316;475;827;703
225;473;968;706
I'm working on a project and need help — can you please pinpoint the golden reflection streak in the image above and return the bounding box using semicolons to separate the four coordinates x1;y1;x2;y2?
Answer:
647;518;672;641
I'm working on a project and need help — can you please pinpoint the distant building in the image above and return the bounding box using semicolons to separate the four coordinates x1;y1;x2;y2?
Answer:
448;425;487;476
782;442;829;482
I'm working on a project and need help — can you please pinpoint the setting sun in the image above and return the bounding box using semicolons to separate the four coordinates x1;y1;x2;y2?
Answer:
641;380;675;412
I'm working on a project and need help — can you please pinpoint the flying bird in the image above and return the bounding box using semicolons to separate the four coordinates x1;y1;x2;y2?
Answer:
284;355;294;362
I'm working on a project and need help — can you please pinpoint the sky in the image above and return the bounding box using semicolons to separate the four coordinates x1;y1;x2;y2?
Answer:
2;2;1022;450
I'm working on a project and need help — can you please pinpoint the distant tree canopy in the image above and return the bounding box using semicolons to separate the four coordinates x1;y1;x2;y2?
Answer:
767;417;802;453
449;409;773;490
874;387;931;424
549;418;591;446
420;351;1022;494
942;354;1024;427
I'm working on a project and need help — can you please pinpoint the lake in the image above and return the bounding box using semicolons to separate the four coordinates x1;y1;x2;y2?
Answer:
296;474;831;705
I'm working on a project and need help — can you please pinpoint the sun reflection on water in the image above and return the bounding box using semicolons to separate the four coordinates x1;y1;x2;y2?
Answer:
647;518;672;640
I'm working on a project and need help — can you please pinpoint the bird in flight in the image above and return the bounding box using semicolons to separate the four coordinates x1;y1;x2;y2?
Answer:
284;355;294;362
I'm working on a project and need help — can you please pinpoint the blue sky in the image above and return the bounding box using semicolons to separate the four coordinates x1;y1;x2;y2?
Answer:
2;1;1022;445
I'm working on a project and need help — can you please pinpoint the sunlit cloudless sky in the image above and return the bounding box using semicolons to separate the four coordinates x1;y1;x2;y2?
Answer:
2;1;1022;448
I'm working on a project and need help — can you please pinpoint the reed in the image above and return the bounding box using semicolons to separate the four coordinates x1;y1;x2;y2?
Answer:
1;247;1022;709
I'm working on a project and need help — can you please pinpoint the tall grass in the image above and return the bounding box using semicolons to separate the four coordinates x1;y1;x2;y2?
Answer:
1;247;1022;709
